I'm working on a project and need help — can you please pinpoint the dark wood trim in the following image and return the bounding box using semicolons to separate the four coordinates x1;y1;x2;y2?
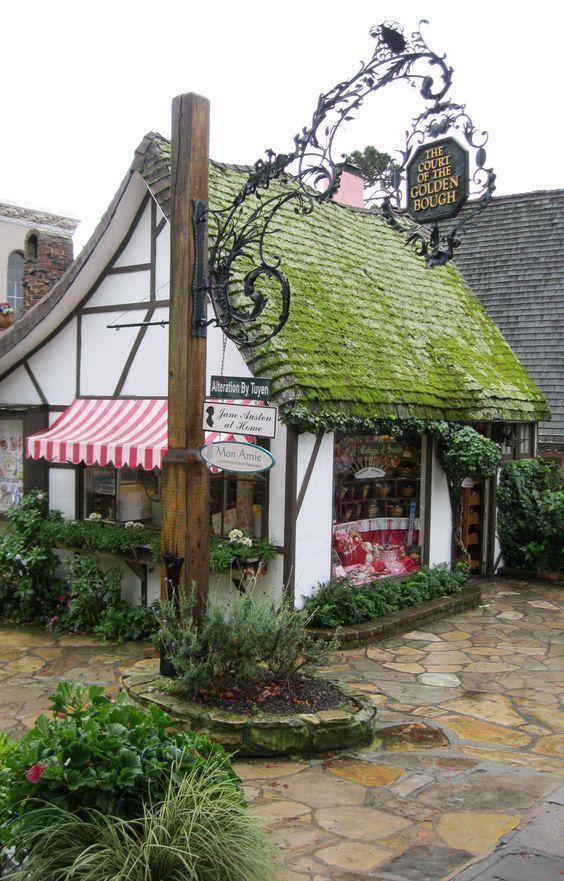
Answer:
0;194;152;387
23;409;49;494
23;361;48;406
76;314;82;397
125;561;149;607
150;199;157;303
283;428;299;601
106;264;151;275
113;306;156;396
485;474;497;577
422;433;433;567
81;299;169;315
155;215;167;237
296;429;325;516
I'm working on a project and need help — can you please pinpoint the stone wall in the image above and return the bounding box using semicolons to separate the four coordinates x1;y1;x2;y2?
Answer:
23;229;73;311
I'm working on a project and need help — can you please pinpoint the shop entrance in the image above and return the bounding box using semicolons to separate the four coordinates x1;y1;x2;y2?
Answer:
459;479;483;574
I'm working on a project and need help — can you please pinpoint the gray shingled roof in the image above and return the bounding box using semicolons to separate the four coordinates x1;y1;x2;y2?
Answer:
455;190;564;447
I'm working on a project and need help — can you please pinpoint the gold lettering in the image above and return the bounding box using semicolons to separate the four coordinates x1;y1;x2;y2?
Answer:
424;145;444;159
447;191;456;203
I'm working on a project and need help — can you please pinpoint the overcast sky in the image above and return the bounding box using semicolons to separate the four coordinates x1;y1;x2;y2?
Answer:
3;0;562;251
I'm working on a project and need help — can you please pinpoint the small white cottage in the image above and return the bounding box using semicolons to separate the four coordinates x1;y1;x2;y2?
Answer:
0;133;548;608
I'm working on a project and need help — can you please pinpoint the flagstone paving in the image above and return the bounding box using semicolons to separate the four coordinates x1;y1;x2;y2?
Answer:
0;577;563;880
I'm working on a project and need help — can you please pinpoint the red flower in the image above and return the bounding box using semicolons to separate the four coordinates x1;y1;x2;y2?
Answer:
26;764;47;784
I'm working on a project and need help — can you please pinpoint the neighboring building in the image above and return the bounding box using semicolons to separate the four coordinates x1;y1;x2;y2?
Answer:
455;189;564;466
0;200;78;319
0;134;548;606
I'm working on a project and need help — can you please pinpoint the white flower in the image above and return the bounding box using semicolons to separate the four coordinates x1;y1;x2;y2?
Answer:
88;512;102;521
36;493;45;501
133;522;144;530
228;528;244;543
124;521;135;529
242;537;253;547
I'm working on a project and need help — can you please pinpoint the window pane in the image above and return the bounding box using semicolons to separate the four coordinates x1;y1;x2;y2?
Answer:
0;419;24;513
210;473;264;537
84;467;117;520
84;466;161;527
7;252;24;320
332;434;422;584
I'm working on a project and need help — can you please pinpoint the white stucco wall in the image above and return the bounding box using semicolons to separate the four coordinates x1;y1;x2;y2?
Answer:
428;442;452;567
28;318;78;405
49;468;76;519
294;431;334;607
0;366;42;405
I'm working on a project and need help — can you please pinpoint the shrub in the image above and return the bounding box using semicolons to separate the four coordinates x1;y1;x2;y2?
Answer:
5;759;278;881
497;458;564;572
0;490;61;623
0;681;236;860
161;592;338;696
209;531;278;573
303;563;469;628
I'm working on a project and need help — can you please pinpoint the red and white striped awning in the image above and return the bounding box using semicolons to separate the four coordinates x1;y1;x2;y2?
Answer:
26;398;254;471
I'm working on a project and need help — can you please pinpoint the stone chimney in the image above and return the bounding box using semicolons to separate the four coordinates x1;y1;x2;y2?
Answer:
331;161;365;209
23;228;74;311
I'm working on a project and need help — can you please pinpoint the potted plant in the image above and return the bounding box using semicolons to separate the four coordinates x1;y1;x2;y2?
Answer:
0;302;15;330
209;529;278;592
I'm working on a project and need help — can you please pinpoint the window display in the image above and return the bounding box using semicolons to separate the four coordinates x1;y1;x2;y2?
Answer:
0;419;24;513
332;434;422;584
84;467;161;526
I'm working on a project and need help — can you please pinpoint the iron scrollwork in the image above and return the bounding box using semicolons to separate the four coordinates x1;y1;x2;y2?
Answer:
203;20;495;345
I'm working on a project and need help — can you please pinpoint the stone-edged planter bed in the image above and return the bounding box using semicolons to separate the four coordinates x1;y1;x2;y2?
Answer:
307;584;481;648
122;662;376;757
498;567;564;584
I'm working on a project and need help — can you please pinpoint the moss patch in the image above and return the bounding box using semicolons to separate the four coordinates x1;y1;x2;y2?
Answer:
140;135;548;423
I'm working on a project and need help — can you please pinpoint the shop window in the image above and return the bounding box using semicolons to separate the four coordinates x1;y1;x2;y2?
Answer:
332;434;422;584
498;423;534;462
210;471;265;537
0;418;24;513
84;466;161;526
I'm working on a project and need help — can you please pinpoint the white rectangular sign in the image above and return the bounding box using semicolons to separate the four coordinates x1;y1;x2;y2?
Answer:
202;401;277;439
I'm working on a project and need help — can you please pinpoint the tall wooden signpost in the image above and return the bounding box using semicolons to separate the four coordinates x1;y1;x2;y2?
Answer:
161;93;210;624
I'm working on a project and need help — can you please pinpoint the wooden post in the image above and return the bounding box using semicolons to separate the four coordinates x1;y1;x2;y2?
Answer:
161;93;210;623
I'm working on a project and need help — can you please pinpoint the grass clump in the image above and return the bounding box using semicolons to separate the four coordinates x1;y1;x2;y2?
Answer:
3;757;279;881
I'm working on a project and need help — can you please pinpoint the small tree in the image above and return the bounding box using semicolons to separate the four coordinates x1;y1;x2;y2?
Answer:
347;145;399;195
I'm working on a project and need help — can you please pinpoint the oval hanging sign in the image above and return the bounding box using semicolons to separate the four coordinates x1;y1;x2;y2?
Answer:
200;441;275;474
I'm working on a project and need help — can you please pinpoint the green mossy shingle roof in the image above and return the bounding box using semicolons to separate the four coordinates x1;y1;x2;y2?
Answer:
137;133;548;423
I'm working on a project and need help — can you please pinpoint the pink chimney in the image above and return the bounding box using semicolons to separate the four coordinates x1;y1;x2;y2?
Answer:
331;161;365;209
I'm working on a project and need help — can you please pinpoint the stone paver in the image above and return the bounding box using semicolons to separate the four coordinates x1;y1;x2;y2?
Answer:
0;578;563;880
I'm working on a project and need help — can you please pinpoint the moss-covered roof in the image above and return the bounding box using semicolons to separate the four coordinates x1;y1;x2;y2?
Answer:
137;133;548;423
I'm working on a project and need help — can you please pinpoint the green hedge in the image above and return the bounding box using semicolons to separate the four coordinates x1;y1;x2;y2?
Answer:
303;564;469;628
497;459;563;573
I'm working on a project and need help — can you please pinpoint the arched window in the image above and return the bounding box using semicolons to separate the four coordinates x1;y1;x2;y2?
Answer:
7;251;24;319
27;234;38;261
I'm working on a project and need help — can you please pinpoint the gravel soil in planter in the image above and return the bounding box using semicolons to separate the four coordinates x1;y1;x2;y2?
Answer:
122;660;377;757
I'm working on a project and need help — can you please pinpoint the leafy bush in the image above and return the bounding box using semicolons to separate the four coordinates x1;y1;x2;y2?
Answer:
303;564;469;628
497;458;564;572
161;592;338;696
53;553;158;643
0;681;236;861
5;758;278;881
0;490;61;623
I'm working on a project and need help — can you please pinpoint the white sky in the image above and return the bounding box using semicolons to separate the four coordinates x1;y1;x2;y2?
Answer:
2;0;562;251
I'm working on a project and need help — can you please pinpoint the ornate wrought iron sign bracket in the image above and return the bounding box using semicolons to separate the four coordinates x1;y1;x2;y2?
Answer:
204;20;495;345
